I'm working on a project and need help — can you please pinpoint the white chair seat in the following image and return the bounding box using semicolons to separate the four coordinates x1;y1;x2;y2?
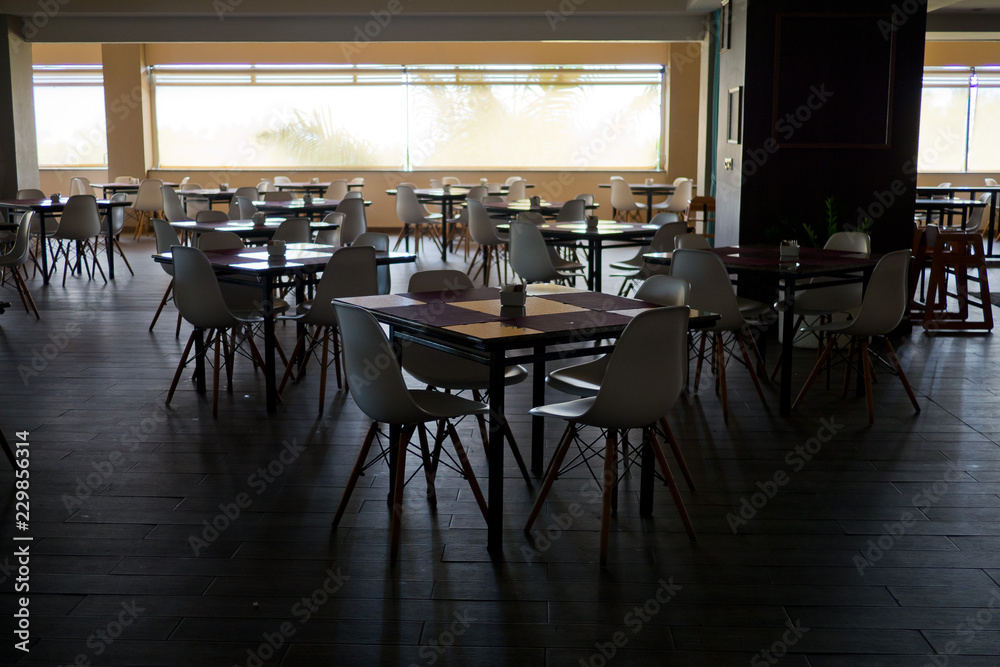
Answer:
410;389;491;419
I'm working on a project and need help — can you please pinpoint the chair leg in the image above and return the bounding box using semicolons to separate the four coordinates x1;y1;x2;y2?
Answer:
417;424;436;504
166;331;197;405
501;416;531;485
278;331;307;395
390;424;416;560
114;238;134;276
737;329;767;405
319;326;330;413
12;270;39;319
150;280;174;331
648;428;696;542
792;337;837;410
212;330;222;416
884;338;920;413
716;333;729;420
693;332;707;392
525;423;577;532
446;422;489;522
658;417;695;492
841;336;856;398
599;429;617;567
332;422;379;528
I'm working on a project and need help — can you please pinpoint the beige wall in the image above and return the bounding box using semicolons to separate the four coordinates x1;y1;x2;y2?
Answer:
33;40;704;223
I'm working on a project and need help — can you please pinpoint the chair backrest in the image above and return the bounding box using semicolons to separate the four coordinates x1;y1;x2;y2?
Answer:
234;186;260;201
429;179;443;189
180;182;202;191
843;250;912;336
395;184;431;224
160;185;189;222
306;246;379;326
442;177;461;186
115;176;135;184
273;176;292;185
674;232;711;250
134;180;164;212
1;212;34;267
69;177;92;196
198;231;244;251
505;179;527;202
256;180;272;192
582;306;690;429
464;185;487;202
575;193;595;207
666;179;693;214
556;199;586;223
350;177;365;185
647;220;688;252
318;211;346;244
335;199;367;244
343;191;363;199
408;269;475;293
505;176;522;186
467;200;505;246
353;232;391;294
333;302;428;425
196;210;229;223
171;246;240;329
610;179;639;211
17;189;45;199
937;182;952;188
153;218;180;254
263;191;293;202
669;248;744;330
58;195;103;239
509;221;560;283
634;275;689;306
109;193;128;234
324;179;349;200
272;217;311;243
228;196;256;220
966;193;991;233
825;231;871;255
986;178;998;187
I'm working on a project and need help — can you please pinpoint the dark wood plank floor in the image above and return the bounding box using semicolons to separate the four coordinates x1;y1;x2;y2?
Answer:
1;236;999;666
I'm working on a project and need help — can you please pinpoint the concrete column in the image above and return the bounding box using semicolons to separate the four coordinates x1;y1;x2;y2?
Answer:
0;17;39;196
102;44;153;181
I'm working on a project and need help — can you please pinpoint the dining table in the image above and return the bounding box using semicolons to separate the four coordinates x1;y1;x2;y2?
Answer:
914;197;988;230
533;221;657;292
90;182;179;198
335;283;719;553
915;188;998;253
170;217;339;244
599;182;679;221
644;245;881;416
274;181;365;195
252;198;368;220
177;188;237;211
0;196;133;283
483;198;598;218
153;242;416;413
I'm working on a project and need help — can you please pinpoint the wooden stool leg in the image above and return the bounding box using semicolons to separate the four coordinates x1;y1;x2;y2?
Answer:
333;422;379;527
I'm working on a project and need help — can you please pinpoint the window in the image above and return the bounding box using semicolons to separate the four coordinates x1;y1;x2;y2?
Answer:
33;65;108;167
919;66;1000;172
150;64;664;171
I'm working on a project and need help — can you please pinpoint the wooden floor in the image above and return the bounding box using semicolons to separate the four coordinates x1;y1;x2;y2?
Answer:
1;236;999;666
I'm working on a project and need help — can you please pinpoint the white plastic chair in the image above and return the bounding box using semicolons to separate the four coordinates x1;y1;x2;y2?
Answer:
150;219;183;336
986;178;997;187
555;199;586;224
69;177;92;197
272;217;311;244
611;214;686;295
508;221;588;287
336;198;367;245
525;306;696;565
256;180;273;193
610;179;644;222
234;186;260;202
392;184;442;253
504;179;527;202
131;179;164;239
442;177;461;186
324;179;349;200
99;192;134;276
228;196;256;220
651;179;693;219
670;249;768;420
161;185;190;223
0;212;39;318
674;232;711;249
50;194;106;287
400;270;531;483
466;200;509;286
331;301;490;559
278;246;379;412
353;232;391;295
314;212;345;246
166;246;266;416
196;210;229;223
273;176;292;185
262;191;293;203
792;250;919;423
504;176;522;186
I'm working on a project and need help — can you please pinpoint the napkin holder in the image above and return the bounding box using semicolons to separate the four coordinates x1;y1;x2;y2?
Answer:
500;283;527;307
779;240;800;260
529;195;541;207
267;240;286;263
586;215;599;229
